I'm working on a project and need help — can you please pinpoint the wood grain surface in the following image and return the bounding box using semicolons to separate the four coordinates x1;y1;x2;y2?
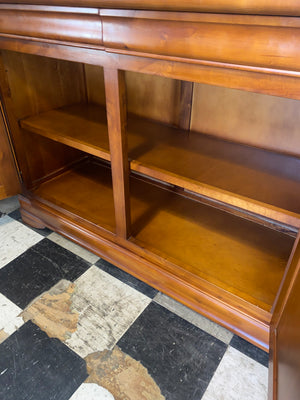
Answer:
1;0;300;16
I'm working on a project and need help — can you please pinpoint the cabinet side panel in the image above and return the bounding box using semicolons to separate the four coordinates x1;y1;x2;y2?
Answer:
0;107;20;199
191;83;300;156
270;234;300;400
276;276;300;400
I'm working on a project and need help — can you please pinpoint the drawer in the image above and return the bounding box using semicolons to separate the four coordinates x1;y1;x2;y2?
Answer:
0;10;103;46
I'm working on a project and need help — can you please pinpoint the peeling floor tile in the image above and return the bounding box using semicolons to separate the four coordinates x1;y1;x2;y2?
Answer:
70;383;115;400
0;329;9;344
201;346;268;400
85;347;164;400
154;293;233;344
0;215;43;269
22;280;78;341
65;266;151;358
48;232;100;264
0;293;24;338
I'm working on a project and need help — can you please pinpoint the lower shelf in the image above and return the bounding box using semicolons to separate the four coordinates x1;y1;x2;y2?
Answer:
34;159;116;234
26;159;295;350
129;176;294;312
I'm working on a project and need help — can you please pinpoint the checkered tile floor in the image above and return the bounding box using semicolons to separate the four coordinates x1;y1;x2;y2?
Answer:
0;196;268;400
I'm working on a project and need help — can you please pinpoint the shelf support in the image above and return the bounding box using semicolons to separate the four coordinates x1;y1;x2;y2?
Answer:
104;68;131;239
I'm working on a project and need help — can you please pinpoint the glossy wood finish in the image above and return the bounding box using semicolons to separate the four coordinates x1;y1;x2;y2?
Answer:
1;37;300;101
1;51;86;120
102;16;300;73
1;3;300;395
19;186;271;350
19;158;294;350
176;81;193;130
100;9;300;27
20;103;300;228
104;68;131;238
34;159;115;233
20;104;110;161
0;9;103;46
1;0;300;16
191;84;300;157
130;176;294;312
0;103;20;199
0;51;86;188
269;234;300;400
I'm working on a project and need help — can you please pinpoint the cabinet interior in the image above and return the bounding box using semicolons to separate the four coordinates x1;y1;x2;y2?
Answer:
2;49;300;345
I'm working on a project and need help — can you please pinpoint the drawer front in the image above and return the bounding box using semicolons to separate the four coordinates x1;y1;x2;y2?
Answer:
103;16;300;73
0;10;103;46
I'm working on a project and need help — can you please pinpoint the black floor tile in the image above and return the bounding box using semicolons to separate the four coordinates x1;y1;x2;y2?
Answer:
118;302;227;400
8;209;52;237
96;258;158;298
230;335;269;367
0;321;87;400
0;238;90;308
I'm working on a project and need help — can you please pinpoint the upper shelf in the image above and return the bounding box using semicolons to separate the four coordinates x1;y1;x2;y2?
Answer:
20;103;300;228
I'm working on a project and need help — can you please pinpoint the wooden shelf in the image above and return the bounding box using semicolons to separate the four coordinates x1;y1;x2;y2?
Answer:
130;176;295;312
33;159;115;233
33;159;294;312
129;117;300;229
21;104;111;161
21;103;300;228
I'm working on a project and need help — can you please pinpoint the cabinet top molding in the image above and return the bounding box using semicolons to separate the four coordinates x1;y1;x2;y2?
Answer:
1;0;300;16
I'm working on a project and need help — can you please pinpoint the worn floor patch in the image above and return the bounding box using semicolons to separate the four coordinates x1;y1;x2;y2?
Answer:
65;266;151;358
22;279;78;341
0;329;9;344
85;346;165;400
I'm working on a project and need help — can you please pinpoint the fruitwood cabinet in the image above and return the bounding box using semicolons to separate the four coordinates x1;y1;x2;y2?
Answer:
0;2;300;398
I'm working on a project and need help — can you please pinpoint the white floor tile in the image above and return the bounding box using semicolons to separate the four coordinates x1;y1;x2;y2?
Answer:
48;232;100;264
69;383;115;400
0;293;24;337
154;292;233;344
0;196;20;214
0;215;43;269
202;346;268;400
66;266;151;358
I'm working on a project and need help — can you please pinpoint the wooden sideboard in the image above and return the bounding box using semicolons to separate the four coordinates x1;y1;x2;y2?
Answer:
0;2;300;398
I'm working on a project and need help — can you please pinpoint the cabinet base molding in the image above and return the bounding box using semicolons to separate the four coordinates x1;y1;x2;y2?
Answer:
20;207;47;229
19;193;270;351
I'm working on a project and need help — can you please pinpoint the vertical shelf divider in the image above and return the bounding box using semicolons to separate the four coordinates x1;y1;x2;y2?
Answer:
104;68;131;239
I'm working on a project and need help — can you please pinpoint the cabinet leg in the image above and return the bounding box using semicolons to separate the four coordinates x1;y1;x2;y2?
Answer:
20;208;46;229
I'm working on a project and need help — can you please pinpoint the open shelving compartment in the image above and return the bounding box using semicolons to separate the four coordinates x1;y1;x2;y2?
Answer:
1;50;116;234
2;50;300;351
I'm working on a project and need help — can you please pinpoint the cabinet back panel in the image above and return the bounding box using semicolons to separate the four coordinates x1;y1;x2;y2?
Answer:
84;66;185;126
84;64;106;106
2;50;86;119
22;131;84;186
1;51;87;186
125;71;182;126
191;83;300;156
